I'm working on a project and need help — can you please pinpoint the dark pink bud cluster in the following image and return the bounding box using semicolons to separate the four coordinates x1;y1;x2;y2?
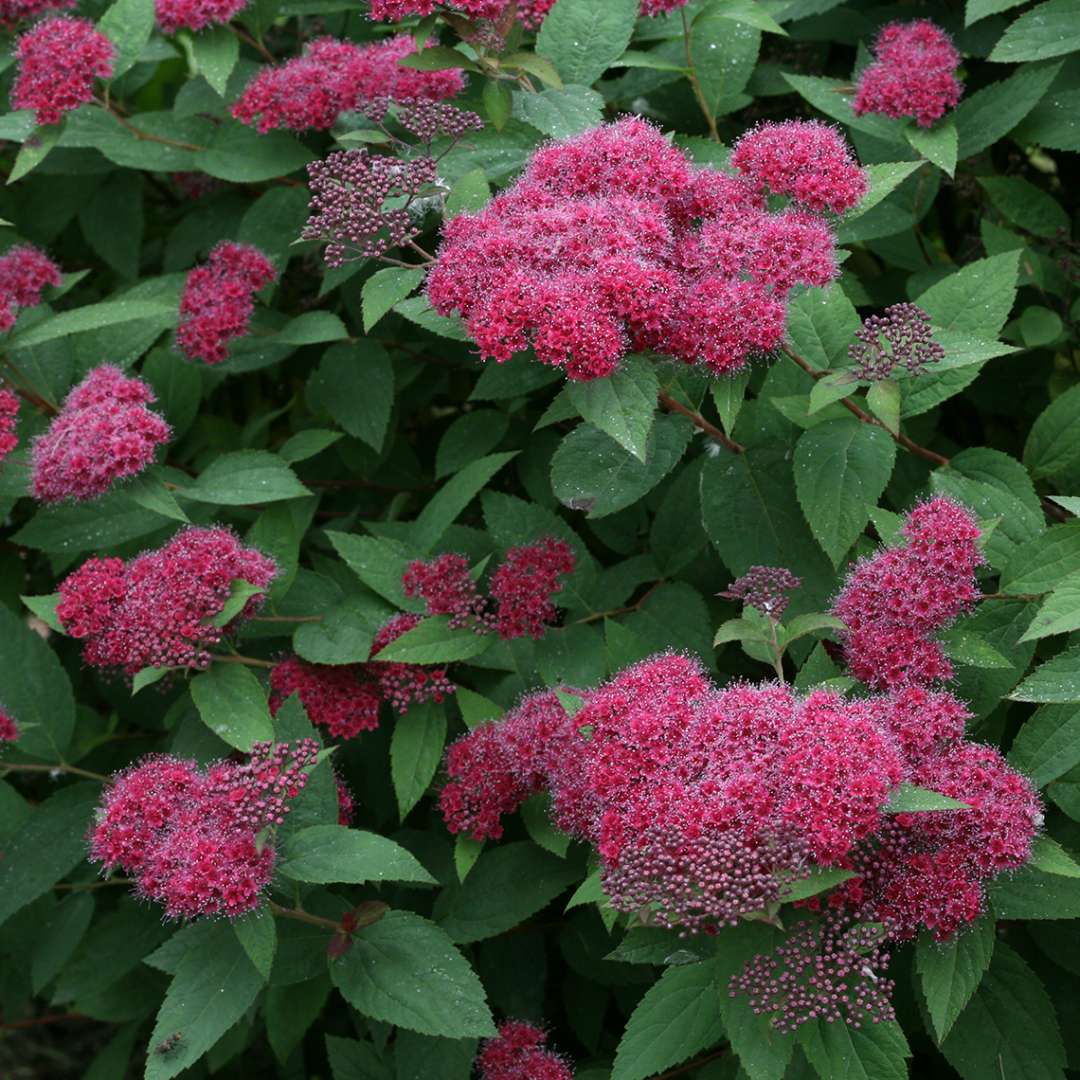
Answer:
177;242;277;365
720;565;801;618
404;539;574;640
56;526;276;676
12;16;114;126
475;1020;574;1080
0;244;62;333
0;707;18;744
731;913;896;1032
428;117;863;380
170;172;223;200
269;655;382;740
369;0;504;19
854;20;963;128
369;613;456;713
30;365;172;503
848;303;944;381
0;0;74;25
335;771;356;826
832;497;983;689
391;99;484;143
0;389;18;466
155;0;248;33
89;741;318;919
232;35;465;134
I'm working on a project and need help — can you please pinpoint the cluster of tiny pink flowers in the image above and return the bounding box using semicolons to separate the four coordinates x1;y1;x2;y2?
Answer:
370;613;456;712
56;526;276;676
369;0;686;28
335;771;356;826
0;390;19;466
720;565;802;618
155;0;248;33
269;655;382;740
89;741;317;919
427;117;864;380
0;707;18;745
832;497;983;689
232;35;465;134
12;17;114;126
475;1020;574;1080
0;0;73;25
848;303;944;381
30;365;171;503
177;242;277;365
0;244;62;333
404;539;575;640
854;20;963;128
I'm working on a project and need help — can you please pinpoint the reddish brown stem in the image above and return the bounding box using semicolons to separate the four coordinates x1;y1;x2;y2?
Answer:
2;761;108;782
99;102;205;152
658;390;744;453
574;581;665;625
251;614;324;624
0;1013;92;1031
213;653;275;670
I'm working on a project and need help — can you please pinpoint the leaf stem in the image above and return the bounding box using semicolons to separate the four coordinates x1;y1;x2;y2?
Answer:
230;22;275;63
981;592;1044;602
251;614;324;623
97;101;206;152
2;761;109;782
681;9;721;142
657;390;744;452
213;653;276;670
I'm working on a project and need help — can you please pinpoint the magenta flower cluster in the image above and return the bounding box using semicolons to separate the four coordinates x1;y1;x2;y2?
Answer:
475;1020;574;1080
832;497;983;689
177;241;277;365
0;390;19;467
155;0;248;33
12;16;114;126
56;526;276;675
270;656;383;741
369;0;687;27
427;117;865;380
232;35;466;134
0;244;62;332
30;365;171;503
854;19;963;128
0;0;73;24
89;741;318;919
0;707;18;745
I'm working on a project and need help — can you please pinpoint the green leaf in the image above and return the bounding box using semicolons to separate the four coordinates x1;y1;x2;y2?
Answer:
1029;835;1080;878
191;25;239;96
992;865;1080;918
145;921;265;1080
798;1018;910;1080
715;0;786;34
567;355;659;462
536;0;639;88
611;962;724;1080
939;629;1014;668
434;842;581;943
293;596;384;666
885;783;971;812
196;124;313;182
940;942;1066;1080
989;0;1080;62
979;176;1069;238
551;415;692;519
454;835;484;881
373;615;493;665
444;167;491;217
393;295;469;340
1020;573;1080;641
786;285;862;371
966;0;1027;25
391;701;447;820
362;267;426;332
482;79;512;132
905;120;958;176
189;662;274;751
691;10;761;118
1011;646;1080;703
779;866;856;902
915;252;1020;339
502;51;565;90
98;0;155;79
330;910;495;1038
1019;306;1064;348
1009;704;1080;786
865;378;901;435
794;419;896;567
279;825;436;886
456;687;503;729
1025;385;1080;481
124;469;189;523
308;341;395;453
7;299;176;350
916;917;995;1044
0;604;75;760
0;784;98;929
414;452;518;552
512;85;605;139
8;124;62;184
209;578;267;629
436;410;510;479
713;617;770;647
21;592;64;634
846;161;924;220
1002;521;1080;594
132;666;175;695
233;909;277;981
179;450;309;505
279;429;344;464
521;794;571;858
711;372;749;435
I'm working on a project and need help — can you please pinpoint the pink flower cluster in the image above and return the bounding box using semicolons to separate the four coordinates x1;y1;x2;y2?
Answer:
155;0;248;33
270;656;382;741
427;117;865;380
0;707;18;744
177;242;277;365
89;741;318;919
0;390;18;466
854;20;963;128
232;35;466;134
475;1020;574;1080
0;0;73;25
57;526;276;675
12;16;114;127
369;0;686;27
832;497;983;689
30;365;171;503
0;245;62;333
403;538;575;640
440;652;1039;1024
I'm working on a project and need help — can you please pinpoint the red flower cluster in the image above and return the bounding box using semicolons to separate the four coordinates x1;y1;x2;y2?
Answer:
30;365;171;503
12;16;114;126
89;741;318;919
155;0;248;33
269;656;382;740
177;242;277;365
832;497;983;689
475;1020;574;1080
233;35;466;134
0;390;18;466
403;538;575;640
0;707;18;744
0;0;73;24
370;613;456;712
854;20;963;128
370;0;686;27
427;117;864;380
335;771;356;826
57;526;276;675
0;245;62;333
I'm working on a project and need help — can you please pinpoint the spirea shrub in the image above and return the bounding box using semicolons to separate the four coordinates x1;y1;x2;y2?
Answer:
2;2;1080;1079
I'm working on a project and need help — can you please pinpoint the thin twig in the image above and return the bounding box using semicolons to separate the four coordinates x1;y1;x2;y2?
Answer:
655;1046;728;1080
658;390;744;453
230;23;275;63
574;581;665;625
213;653;276;670
2;761;108;782
251;614;324;624
0;1013;93;1031
99;102;205;152
981;592;1044;602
